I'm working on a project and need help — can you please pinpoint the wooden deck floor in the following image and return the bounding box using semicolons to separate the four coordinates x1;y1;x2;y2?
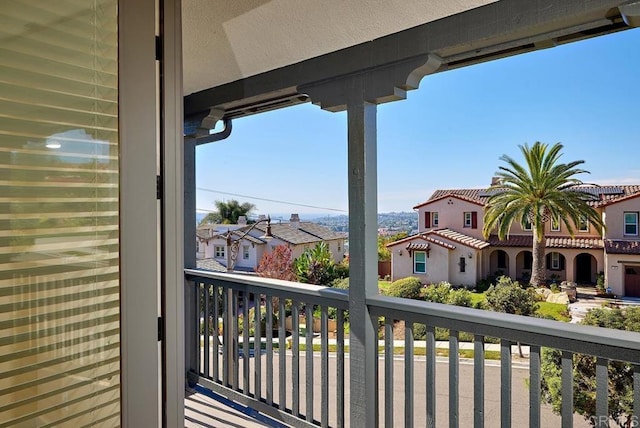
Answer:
184;387;283;428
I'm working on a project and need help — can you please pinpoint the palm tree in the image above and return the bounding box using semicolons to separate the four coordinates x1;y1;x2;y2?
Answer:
198;199;256;225
482;142;604;287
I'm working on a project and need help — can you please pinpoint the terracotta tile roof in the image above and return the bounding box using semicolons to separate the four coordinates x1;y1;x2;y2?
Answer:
605;240;640;255
488;235;603;249
406;242;430;251
429;228;490;249
386;234;456;250
488;235;532;247
414;189;487;209
423;236;456;250
414;185;640;209
546;236;603;249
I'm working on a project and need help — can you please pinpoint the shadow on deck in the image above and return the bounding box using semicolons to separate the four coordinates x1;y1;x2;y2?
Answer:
185;386;288;428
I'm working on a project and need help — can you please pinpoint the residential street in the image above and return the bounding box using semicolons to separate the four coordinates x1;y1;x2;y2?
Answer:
199;349;593;427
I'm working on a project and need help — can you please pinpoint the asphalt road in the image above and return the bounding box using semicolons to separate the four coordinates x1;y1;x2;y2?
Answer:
199;349;594;427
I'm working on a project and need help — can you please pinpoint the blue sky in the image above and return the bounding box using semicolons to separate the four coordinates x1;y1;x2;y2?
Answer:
196;28;640;219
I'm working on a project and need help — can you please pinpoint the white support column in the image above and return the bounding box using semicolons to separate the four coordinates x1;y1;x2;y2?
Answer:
347;100;380;428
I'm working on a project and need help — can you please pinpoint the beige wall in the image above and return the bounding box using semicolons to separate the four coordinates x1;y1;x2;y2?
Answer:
389;238;478;287
417;197;484;239
604;198;640;240
605;254;640;296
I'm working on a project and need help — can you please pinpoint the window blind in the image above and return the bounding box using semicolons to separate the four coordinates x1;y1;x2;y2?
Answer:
0;1;120;426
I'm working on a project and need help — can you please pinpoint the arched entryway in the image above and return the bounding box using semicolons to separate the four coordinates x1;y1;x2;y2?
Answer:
516;250;533;282
575;253;597;284
489;249;509;277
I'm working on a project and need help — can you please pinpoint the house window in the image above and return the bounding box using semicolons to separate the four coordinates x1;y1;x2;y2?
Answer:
214;245;225;258
432;212;439;227
463;211;478;229
242;245;250;259
546;252;565;271
425;211;431;228
523;219;532;231
414;251;427;274
551;216;560;232
624;212;638;236
578;215;589;232
459;257;466;273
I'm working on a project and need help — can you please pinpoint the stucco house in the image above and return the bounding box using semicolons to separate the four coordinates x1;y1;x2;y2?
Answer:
198;214;346;272
387;184;640;296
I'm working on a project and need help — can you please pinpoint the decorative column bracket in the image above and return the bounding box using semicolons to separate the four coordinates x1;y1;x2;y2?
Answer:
299;53;441;112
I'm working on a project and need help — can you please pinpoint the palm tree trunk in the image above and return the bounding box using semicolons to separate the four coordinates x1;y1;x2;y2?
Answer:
531;229;546;287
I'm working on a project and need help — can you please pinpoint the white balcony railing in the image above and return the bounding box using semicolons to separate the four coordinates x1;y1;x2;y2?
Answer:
185;269;640;428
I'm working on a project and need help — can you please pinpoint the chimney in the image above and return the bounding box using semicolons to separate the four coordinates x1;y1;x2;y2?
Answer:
491;176;502;186
237;215;247;225
289;213;300;228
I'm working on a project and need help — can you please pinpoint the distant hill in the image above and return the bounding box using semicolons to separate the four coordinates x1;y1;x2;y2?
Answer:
195;211;418;234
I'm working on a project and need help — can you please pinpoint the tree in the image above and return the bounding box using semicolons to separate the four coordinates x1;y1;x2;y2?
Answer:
199;199;256;225
293;242;337;285
482;142;604;287
541;307;640;427
379;232;408;261
485;276;538;357
256;245;296;281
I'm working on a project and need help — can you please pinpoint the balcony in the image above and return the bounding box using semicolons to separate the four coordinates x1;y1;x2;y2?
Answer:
184;269;640;428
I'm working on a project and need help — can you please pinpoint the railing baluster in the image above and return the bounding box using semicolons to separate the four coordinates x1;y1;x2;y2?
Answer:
500;339;511;428
266;295;274;406
561;351;573;428
243;292;250;394
426;324;435;428
292;303;300;417
212;284;219;382
306;304;314;422
529;345;541;428
222;286;229;386
321;306;329;428
449;330;459;428
474;335;484;428
596;357;608;423
279;299;287;411
635;365;640;419
203;284;210;378
337;309;345;428
255;293;262;400
385;317;394;428
405;322;414;428
196;282;202;374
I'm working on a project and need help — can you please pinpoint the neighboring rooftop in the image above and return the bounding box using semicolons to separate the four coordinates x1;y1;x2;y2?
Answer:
414;184;640;209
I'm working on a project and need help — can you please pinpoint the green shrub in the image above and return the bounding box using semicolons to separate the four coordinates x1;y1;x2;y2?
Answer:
421;281;451;303
475;278;492;293
485;276;538;316
331;277;350;289
385;277;423;300
448;288;473;307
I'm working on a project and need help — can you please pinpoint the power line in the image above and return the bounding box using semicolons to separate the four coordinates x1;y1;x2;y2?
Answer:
196;187;347;213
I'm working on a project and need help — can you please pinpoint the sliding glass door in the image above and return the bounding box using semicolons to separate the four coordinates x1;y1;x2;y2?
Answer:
0;1;120;426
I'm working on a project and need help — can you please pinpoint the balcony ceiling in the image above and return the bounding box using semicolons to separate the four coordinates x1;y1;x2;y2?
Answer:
181;0;496;95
